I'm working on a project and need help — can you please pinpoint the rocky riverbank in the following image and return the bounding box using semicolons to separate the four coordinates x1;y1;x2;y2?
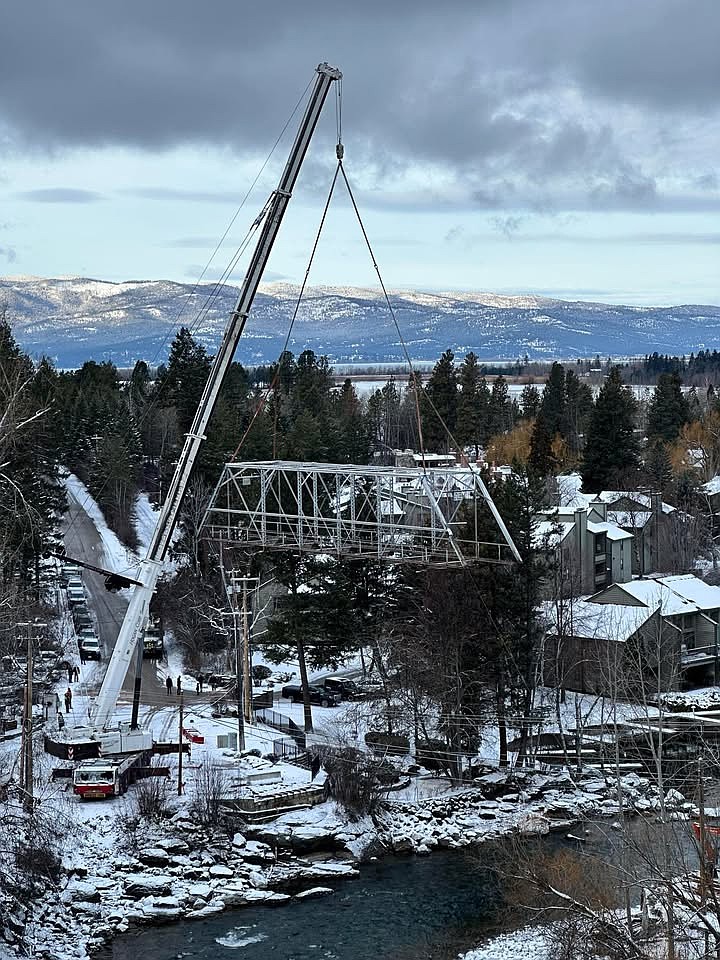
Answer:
8;768;696;960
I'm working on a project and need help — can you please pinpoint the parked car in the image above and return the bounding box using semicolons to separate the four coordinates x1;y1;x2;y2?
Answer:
79;636;101;661
316;676;360;701
67;586;86;606
281;683;341;708
72;605;93;628
60;564;82;584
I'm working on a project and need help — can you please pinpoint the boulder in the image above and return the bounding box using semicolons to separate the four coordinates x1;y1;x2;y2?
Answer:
155;838;190;855
208;864;234;879
231;833;246;849
186;882;212;901
124;875;172;899
242;840;275;865
138;848;170;868
295;887;333;901
61;881;101;904
392;836;415;855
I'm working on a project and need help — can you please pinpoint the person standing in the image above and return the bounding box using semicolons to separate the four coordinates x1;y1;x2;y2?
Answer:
165;676;173;696
73;665;80;682
64;688;72;713
198;674;204;693
67;664;73;683
176;676;182;696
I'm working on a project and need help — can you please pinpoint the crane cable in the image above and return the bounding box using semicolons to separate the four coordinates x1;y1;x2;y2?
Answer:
230;161;343;461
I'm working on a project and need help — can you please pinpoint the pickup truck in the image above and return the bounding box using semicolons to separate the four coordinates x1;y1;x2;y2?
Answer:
281;683;341;708
316;676;360;701
79;635;101;661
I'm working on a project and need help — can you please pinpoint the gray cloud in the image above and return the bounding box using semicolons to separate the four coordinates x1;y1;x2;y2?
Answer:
0;1;718;215
123;187;244;204
16;188;103;203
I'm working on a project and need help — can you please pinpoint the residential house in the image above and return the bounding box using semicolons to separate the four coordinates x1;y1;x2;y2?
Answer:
534;503;634;595
558;475;678;575
543;573;720;694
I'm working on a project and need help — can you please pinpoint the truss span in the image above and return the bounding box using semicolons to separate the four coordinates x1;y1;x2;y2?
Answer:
201;460;520;567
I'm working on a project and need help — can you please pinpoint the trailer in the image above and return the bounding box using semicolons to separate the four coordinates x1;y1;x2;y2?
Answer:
72;751;149;800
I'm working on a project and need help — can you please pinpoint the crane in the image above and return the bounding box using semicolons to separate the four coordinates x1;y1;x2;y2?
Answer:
90;62;343;733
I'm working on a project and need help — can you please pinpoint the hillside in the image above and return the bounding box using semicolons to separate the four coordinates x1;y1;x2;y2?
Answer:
2;276;719;367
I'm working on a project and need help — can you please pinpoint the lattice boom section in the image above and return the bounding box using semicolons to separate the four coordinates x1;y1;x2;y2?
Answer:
201;461;518;566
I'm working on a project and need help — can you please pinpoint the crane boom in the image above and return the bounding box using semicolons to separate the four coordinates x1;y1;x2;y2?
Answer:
92;62;342;729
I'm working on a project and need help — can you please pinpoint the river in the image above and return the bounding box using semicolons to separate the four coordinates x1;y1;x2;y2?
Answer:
102;817;701;960
103;850;500;960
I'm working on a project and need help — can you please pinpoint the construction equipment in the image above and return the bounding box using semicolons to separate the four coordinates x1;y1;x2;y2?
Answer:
87;63;343;734
72;751;150;800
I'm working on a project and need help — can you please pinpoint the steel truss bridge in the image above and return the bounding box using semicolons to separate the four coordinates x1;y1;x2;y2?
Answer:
201;460;520;567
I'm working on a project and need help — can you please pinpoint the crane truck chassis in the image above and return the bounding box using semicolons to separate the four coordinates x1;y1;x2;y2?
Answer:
72;750;152;800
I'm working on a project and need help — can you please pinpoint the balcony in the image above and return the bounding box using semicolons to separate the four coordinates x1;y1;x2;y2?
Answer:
681;644;717;667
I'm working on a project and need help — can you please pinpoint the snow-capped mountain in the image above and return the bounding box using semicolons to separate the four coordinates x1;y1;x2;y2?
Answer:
2;276;719;368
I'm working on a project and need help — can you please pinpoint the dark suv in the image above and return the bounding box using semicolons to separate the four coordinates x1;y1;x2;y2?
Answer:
281;683;341;708
317;676;359;701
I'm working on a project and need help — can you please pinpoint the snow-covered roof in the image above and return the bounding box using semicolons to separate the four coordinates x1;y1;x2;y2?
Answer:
594;490;675;515
556;474;675;515
702;476;720;496
545;599;654;642
656;574;720;612
532;520;574;549
534;509;632;546
587;520;634;542
605;579;699;617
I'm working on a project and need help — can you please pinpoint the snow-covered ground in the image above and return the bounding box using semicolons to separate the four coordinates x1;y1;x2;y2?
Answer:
64;472;140;577
461;926;551;960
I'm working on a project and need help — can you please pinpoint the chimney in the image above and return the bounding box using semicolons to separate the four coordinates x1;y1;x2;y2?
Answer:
592;498;607;521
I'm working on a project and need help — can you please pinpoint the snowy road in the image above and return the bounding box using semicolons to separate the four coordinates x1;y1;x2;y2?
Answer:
62;481;164;698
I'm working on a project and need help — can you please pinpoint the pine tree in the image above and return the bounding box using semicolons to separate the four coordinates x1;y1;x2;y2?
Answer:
646;372;690;443
520;384;541;420
488;376;514;437
156;327;211;434
581;367;640;493
456;352;487;455
529;362;567;475
564;369;593;454
421;349;458;451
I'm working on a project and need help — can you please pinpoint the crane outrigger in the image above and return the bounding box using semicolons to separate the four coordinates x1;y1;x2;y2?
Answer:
88;62;343;740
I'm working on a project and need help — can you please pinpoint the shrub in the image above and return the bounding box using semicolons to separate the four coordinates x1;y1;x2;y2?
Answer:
364;731;411;756
321;747;399;819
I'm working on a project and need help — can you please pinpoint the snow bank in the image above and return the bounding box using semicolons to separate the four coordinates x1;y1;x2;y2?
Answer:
461;926;551;960
64;473;139;576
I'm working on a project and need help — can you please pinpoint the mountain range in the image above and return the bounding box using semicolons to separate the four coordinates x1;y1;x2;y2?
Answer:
2;276;719;368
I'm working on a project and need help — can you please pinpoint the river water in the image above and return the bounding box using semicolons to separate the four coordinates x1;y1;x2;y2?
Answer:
105;850;500;960
104;817;701;960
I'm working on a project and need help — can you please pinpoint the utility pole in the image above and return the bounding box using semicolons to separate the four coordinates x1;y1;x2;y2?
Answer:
23;632;34;814
232;583;245;752
242;578;252;723
177;692;184;796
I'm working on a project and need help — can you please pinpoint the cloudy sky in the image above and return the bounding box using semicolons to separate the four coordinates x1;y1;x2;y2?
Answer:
1;0;718;305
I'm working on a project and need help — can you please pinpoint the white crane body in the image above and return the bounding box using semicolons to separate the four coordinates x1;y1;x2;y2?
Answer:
91;63;342;730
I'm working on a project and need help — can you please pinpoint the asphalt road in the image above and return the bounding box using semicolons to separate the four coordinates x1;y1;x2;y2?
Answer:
62;485;163;698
